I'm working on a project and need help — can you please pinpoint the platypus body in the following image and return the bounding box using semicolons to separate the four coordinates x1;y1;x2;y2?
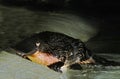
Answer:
13;31;120;72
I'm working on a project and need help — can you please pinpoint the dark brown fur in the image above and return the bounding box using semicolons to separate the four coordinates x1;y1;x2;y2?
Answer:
13;31;91;62
13;31;120;72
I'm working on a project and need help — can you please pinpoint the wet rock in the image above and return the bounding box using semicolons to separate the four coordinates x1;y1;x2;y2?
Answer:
0;51;61;79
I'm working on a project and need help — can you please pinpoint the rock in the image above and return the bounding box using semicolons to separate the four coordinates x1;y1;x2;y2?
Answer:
0;51;61;79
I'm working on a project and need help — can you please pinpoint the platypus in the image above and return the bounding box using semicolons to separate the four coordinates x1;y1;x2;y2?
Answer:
12;31;120;72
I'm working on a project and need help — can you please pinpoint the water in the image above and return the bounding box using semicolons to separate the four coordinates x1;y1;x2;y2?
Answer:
0;51;120;79
65;68;120;79
0;5;120;79
67;54;120;79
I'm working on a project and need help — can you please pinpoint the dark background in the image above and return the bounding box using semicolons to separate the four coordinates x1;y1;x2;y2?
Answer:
0;0;120;54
